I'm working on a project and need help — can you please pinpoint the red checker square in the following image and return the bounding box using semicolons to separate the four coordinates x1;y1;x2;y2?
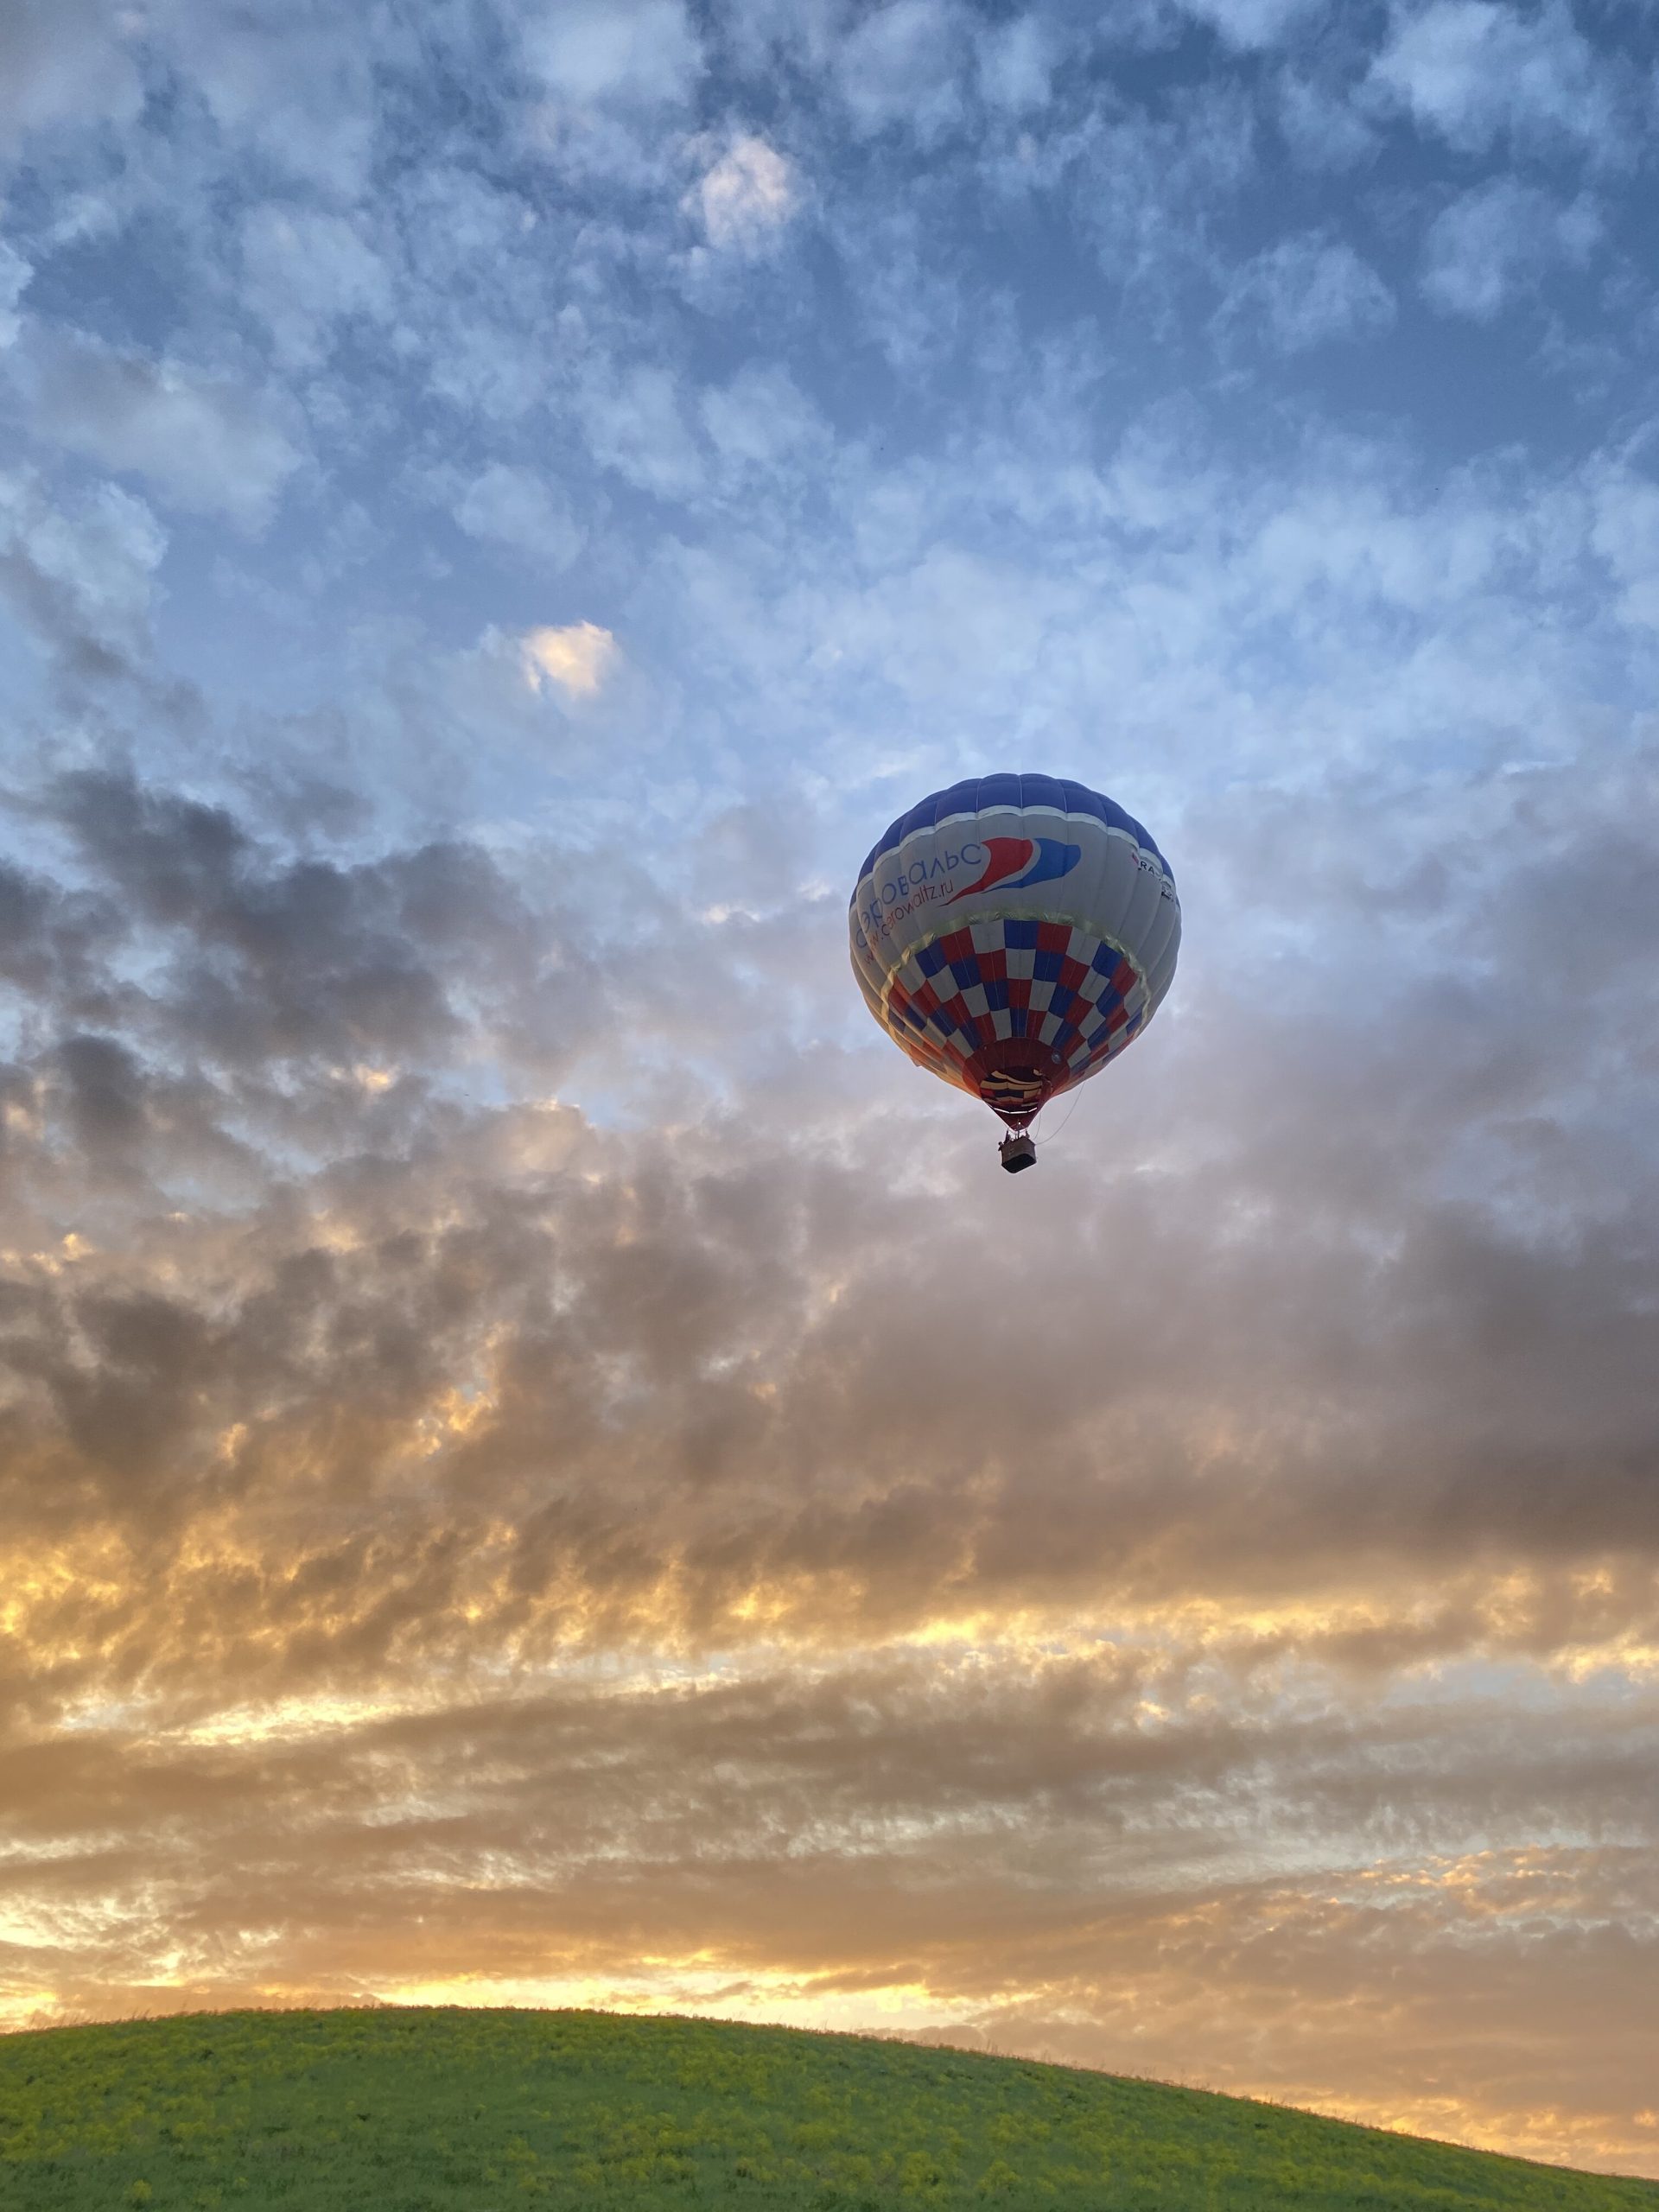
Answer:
1007;978;1033;1011
1036;921;1071;953
1110;958;1135;994
1107;1005;1128;1033
1058;956;1088;990
911;982;940;1016
978;948;1007;983
938;928;975;963
974;1014;997;1047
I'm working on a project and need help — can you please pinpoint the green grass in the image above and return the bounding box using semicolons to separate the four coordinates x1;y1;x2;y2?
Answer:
1;2005;1654;2210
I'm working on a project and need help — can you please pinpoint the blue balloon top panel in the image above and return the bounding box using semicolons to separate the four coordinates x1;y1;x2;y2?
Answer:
855;774;1172;892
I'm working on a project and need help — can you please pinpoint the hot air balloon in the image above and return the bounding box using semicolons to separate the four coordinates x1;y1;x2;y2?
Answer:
849;773;1179;1171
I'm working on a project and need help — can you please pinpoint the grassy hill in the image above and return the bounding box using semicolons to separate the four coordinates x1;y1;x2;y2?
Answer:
1;2005;1655;2210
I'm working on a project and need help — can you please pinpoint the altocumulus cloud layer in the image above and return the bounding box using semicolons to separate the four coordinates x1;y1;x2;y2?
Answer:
3;0;1659;2179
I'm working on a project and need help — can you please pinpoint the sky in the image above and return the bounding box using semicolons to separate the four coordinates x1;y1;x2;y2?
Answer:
2;0;1658;2181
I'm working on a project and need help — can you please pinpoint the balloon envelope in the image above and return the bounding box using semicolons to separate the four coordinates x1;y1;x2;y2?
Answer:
849;772;1180;1129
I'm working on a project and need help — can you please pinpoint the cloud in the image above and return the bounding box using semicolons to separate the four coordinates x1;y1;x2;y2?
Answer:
0;469;168;686
453;463;585;572
687;136;801;253
1275;74;1382;170
0;240;32;348
519;0;702;111
1064;81;1260;305
169;0;378;197
699;365;827;475
3;730;1659;2168
1421;176;1601;320
8;712;1659;1637
1177;0;1321;49
1370;0;1619;155
578;365;706;499
1217;232;1396;352
239;205;396;370
975;14;1058;113
0;0;143;153
16;331;304;530
837;0;967;144
1591;469;1659;630
519;620;619;696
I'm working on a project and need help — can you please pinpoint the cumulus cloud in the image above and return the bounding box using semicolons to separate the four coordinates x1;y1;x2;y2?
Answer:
0;470;168;685
0;239;32;348
1177;0;1321;50
239;205;396;369
1421;176;1601;320
520;0;702;110
1275;74;1382;170
1217;232;1396;352
453;463;585;572
837;0;967;143
0;0;143;153
975;13;1058;113
519;620;619;696
173;0;378;196
578;364;706;499
1370;0;1619;155
17;332;304;530
700;364;826;474
1591;469;1659;630
686;136;800;252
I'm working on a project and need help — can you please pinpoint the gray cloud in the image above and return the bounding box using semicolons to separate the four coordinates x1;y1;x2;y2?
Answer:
0;0;144;154
3;742;1659;1620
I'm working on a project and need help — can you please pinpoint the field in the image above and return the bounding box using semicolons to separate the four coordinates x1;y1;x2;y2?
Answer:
2;2005;1655;2211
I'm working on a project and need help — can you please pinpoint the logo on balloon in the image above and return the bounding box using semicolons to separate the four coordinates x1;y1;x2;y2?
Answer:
949;836;1081;905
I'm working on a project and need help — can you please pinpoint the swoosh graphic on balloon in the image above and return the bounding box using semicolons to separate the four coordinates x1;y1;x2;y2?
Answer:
949;836;1083;904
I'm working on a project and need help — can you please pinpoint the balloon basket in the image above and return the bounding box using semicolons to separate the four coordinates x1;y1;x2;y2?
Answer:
999;1132;1037;1173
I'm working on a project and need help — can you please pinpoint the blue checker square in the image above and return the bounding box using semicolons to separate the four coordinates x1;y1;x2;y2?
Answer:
983;978;1008;1011
1091;944;1117;975
1048;985;1076;1019
1033;949;1065;982
1002;918;1039;950
918;942;947;977
950;958;979;991
1009;1007;1028;1037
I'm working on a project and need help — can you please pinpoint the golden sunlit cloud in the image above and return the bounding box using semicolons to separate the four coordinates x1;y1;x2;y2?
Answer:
520;620;618;696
